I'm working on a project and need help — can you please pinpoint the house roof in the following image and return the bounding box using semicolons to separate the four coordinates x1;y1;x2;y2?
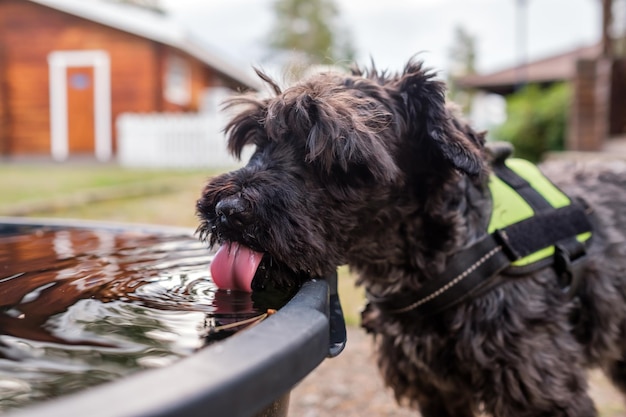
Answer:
455;43;601;95
28;0;261;91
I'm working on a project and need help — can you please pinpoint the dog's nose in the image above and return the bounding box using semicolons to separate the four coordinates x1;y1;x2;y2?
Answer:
215;197;251;230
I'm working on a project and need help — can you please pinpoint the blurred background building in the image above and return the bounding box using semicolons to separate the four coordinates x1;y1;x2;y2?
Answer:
0;0;259;165
0;0;623;165
456;0;626;158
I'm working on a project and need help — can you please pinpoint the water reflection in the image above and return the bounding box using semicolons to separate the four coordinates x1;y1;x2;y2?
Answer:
0;225;264;411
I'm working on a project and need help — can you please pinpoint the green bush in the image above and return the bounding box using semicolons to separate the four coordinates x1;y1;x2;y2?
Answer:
492;83;571;162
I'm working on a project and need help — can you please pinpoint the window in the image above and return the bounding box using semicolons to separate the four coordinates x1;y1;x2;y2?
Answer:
164;54;191;105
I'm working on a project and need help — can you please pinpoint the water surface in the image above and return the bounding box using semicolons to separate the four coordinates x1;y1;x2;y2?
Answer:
0;224;270;411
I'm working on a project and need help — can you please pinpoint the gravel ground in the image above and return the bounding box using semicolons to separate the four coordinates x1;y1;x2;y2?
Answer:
288;326;626;417
289;326;414;417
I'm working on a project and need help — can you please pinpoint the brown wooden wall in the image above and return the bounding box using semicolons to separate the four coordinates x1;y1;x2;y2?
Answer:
569;56;626;151
0;40;8;156
0;0;221;157
568;58;614;151
568;60;598;151
610;59;626;136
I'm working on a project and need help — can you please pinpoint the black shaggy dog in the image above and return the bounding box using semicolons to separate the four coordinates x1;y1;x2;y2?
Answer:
197;59;626;417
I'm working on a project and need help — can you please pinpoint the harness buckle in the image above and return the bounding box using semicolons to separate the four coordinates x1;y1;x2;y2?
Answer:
554;242;586;299
492;229;521;261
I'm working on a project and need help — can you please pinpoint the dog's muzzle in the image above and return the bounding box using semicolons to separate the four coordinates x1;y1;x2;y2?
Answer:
215;196;253;231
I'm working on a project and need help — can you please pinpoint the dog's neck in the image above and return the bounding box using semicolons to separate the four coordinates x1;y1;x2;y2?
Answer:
352;171;492;298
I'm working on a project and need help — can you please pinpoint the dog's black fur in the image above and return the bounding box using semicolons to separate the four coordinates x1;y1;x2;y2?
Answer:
197;59;626;417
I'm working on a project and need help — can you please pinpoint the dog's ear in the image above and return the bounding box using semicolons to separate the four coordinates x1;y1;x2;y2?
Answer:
224;69;283;159
266;84;400;183
223;97;269;159
393;61;485;176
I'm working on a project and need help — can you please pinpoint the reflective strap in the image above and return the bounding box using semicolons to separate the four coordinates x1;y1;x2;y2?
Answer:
370;204;592;317
493;205;592;261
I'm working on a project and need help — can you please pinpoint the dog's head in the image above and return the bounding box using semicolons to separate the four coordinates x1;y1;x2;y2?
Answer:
197;59;486;292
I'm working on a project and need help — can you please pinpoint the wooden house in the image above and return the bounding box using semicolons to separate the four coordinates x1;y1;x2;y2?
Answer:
456;44;601;96
0;0;260;161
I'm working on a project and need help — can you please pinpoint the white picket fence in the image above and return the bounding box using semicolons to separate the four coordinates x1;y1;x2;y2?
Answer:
116;112;248;169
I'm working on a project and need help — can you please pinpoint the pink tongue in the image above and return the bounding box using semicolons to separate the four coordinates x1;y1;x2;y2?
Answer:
210;242;264;292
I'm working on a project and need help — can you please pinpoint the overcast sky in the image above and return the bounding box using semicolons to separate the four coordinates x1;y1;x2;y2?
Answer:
160;0;600;78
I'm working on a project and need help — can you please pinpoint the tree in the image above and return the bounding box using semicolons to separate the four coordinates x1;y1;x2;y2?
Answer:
267;0;355;74
493;83;570;162
447;25;478;113
448;25;477;77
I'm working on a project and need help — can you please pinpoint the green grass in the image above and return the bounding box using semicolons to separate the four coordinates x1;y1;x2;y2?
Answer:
0;165;219;226
338;266;366;327
0;163;366;325
0;165;197;201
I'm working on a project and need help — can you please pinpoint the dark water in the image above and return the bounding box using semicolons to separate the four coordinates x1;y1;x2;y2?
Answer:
0;224;276;412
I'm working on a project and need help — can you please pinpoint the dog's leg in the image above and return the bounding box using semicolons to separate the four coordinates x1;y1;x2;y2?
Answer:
479;344;597;417
414;385;474;417
376;336;475;417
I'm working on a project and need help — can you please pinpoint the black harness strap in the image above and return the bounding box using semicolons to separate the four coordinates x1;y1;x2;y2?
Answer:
368;163;593;317
494;205;590;260
375;234;510;315
492;162;552;213
369;205;592;316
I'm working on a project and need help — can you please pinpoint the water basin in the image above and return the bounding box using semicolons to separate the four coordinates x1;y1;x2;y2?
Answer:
0;217;344;417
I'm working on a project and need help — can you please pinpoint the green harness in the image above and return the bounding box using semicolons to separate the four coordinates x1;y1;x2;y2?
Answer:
489;158;592;270
369;145;594;316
